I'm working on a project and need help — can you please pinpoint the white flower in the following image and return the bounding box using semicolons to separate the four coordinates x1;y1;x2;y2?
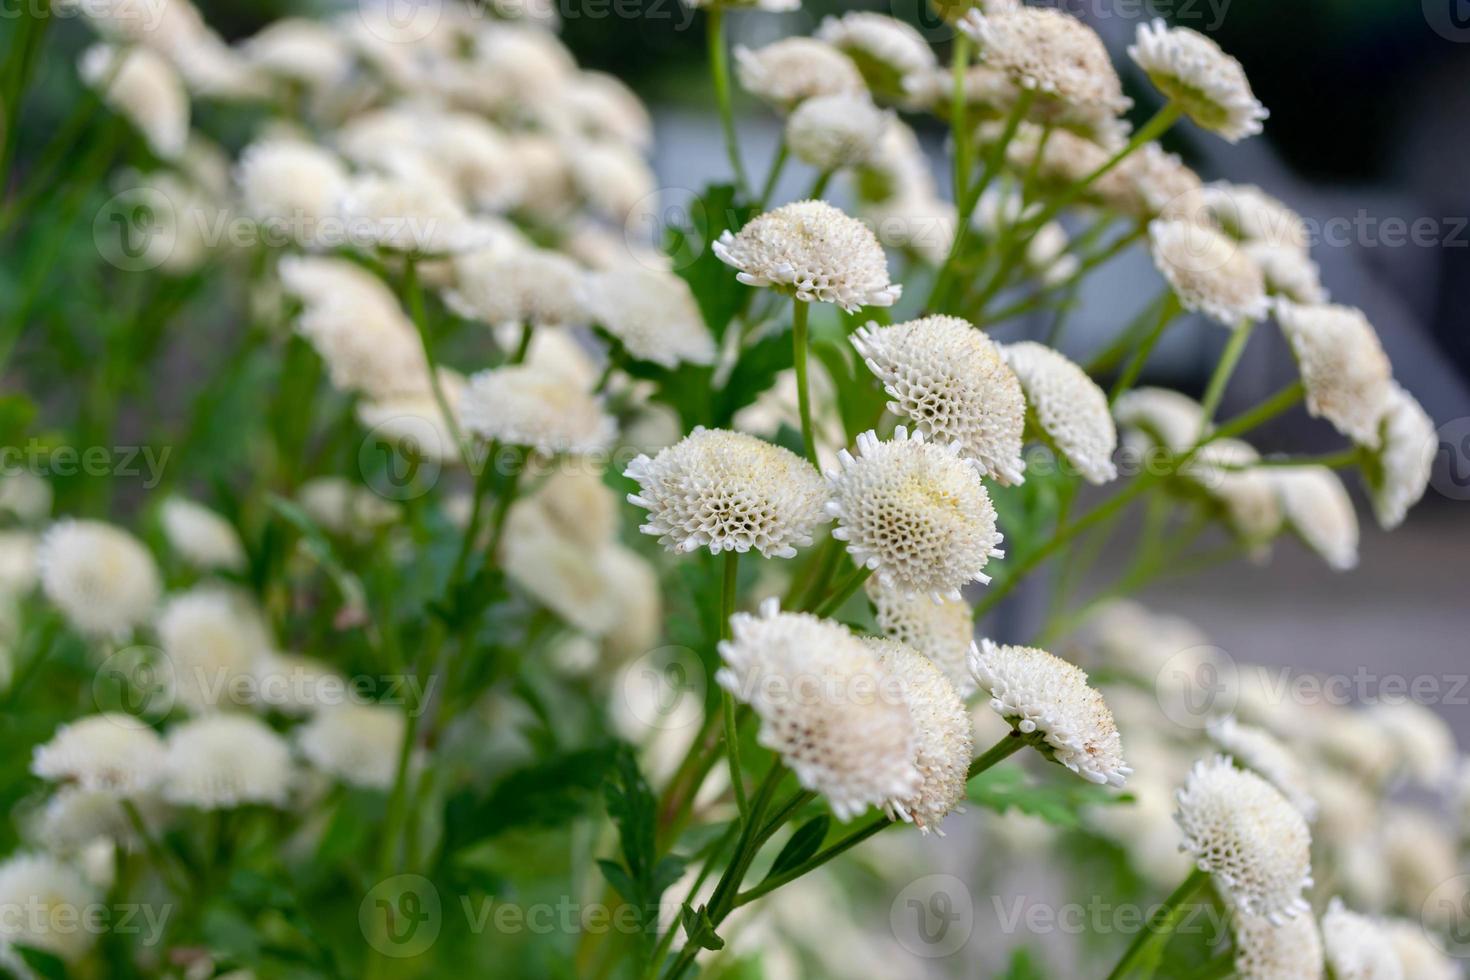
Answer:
159;497;245;572
162;714;293;809
959;7;1129;114
236;140;349;247
35;786;168;853
599;545;663;661
1183;439;1284;547
557;70;653;149
297;477;400;540
1149;218;1270;327
79;44;189;159
1368;700;1456;789
0;854;100;963
867;580;977;696
714;200;901;312
250;650;343;716
426;112;526;213
1201;182;1310;251
240;18;352;90
785;92;891;172
337;173;491;256
1122;143;1204;219
1275;301;1394;448
581;268;715;368
814;13;937;100
870;639;973;833
1384;919;1459;980
716;600;920;821
625;428;828;559
1128;19;1268;142
969;640;1130;786
733;39;865;111
1322;899;1403;980
865;194;957;266
1246;241;1328;304
500;505;625;637
38;520;160;635
155;587;271;713
853;316;1027;485
1207;717;1317;820
31;714;166;795
1175;755;1313;921
296;703;405;791
1381;806;1459;919
447;245;588;328
827;427;1004;599
1001;341;1118;484
356;372;467;465
680;0;799;10
0;471;52;524
1270;466;1358;571
1114;386;1207;453
1231;908;1325;980
459;365;615;456
0;531;38;597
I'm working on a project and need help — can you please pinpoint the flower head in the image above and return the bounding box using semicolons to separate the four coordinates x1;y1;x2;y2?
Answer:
625;428;828;559
162;714;293;809
236;140;348;247
500;504;625;637
1201;182;1310;250
1385;919;1458;980
716;600;920;821
1246;241;1327;304
1114;386;1206;453
1207;717;1317;820
156;587;271;713
448;245;588;328
827;427;1003;599
714;200;900;312
814;13;937;102
337;173;491;256
38;520;161;635
31;714;166;796
1149;218;1270;326
159;497;245;572
869;638;973;833
79;44;189;159
733;39;865;111
853;316;1027;485
1128;20;1267;142
1175;755;1313;921
1322;899;1402;980
0;854;100;963
581;267;715;368
297;703;406;791
1270;466;1358;571
867;580;977;696
240;18;352;90
1231;908;1325;980
960;7;1129;115
1275;301;1393;448
785;92;891;172
459;364;615;456
969;640;1130;786
1001;341;1118;484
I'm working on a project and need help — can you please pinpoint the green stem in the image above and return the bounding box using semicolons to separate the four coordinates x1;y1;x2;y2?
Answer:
1086;290;1171;375
810;562;873;617
402;254;472;468
449;444;499;585
706;9;748;195
121;799;191;900
482;447;524;561
1209;381;1304;442
1104;868;1210;980
1249;447;1360;470
967;730;1028;779
731;815;890;910
758;140;789;209
949;34;972;210
807;169;832;200
720;552;747;820
791;300;817;465
1110;293;1182;403
1198;319;1254;425
511;321;534;364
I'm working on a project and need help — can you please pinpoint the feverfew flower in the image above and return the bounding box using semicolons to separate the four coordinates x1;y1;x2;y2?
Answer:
681;0;798;10
1322;899;1403;980
870;639;973;833
1128;20;1268;142
1175;755;1313;921
1185;439;1284;547
867;580;977;696
716;601;920;821
0;854;100;963
500;505;624;637
1275;301;1394;449
1368;700;1456;788
459;365;615;456
1246;241;1328;304
1270;466;1359;571
785;92;891;172
1001;341;1118;484
969;640;1130;786
827;427;1004;599
714;200;901;312
447;246;588;328
625;428;828;559
236;140;349;247
159;497;245;572
38;520;161;635
240;18;352;91
79;44;189;160
814;13;937;102
31;714;165;795
1207;717;1317;820
1231;908;1325;980
1201;182;1310;251
1114;386;1207;453
853;316;1027;485
733;39;866;111
581;268;716;368
337;173;490;256
155;587;271;713
1149;218;1270;327
1384;919;1459;980
296;703;405;791
0;531;37;597
162;714;293;809
959;7;1129;115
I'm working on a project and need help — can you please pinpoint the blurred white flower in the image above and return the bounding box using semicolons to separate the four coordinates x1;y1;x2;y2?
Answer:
38;520;161;635
1129;19;1268;142
1002;341;1118;484
162;714;293;809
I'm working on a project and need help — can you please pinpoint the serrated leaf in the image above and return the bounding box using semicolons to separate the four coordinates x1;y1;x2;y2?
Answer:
762;815;829;883
967;767;1130;828
597;859;638;905
441;746;612;857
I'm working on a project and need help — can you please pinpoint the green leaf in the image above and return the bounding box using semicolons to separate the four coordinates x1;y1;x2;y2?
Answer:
441;746;613;857
599;745;688;948
10;946;68;980
999;947;1047;980
669;183;755;343
762;815;829;882
680;903;726;951
967;767;1131;829
597;858;639;905
712;327;793;427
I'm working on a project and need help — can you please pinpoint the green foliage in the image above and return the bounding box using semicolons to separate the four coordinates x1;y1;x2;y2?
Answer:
760;814;830;884
598;745;687;951
967;767;1132;829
